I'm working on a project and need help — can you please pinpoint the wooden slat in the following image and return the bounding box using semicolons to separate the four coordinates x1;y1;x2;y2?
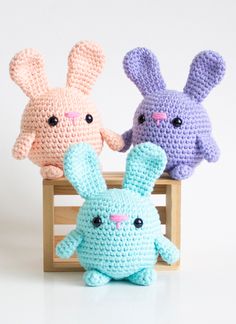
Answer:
54;206;79;224
152;185;166;194
54;206;166;225
44;173;180;195
51;260;178;271
53;184;165;195
44;172;176;185
54;186;77;195
53;254;166;264
157;206;166;224
166;183;181;247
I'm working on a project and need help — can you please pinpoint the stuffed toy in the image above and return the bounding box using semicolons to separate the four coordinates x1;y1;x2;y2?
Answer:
120;48;225;179
10;41;124;179
56;142;179;286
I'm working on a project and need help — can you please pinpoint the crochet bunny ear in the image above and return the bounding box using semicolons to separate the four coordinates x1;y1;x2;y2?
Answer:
123;47;166;96
10;48;49;99
67;41;105;95
183;50;225;103
64;143;107;199
123;143;167;197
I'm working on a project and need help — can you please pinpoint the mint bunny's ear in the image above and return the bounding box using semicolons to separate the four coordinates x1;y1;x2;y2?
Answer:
64;143;107;199
123;143;167;197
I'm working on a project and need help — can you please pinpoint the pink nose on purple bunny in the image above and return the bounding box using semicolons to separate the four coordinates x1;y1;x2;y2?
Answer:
110;214;129;229
152;112;167;126
65;111;80;125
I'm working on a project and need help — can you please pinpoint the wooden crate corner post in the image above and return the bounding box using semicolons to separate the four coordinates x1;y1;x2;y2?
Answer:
165;181;181;269
43;182;54;271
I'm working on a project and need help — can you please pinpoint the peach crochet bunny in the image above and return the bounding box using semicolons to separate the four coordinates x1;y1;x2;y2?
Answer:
10;41;124;179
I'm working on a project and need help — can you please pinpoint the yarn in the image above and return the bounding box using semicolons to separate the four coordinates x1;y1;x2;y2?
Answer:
10;41;124;179
120;48;225;180
56;142;180;287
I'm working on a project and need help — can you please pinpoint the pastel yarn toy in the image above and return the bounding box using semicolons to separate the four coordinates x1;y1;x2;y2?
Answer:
120;48;225;179
10;41;124;179
56;142;179;287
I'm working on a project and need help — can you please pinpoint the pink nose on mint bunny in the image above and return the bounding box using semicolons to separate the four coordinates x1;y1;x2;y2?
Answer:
152;112;167;126
110;214;129;229
65;111;80;125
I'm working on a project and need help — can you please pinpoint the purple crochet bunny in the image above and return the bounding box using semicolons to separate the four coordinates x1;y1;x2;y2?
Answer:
120;48;225;179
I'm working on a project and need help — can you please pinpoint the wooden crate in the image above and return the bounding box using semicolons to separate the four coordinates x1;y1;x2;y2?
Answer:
43;172;181;272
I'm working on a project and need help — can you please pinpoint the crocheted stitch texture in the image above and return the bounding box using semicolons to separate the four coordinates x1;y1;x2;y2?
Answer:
120;48;225;180
10;41;124;179
56;142;179;287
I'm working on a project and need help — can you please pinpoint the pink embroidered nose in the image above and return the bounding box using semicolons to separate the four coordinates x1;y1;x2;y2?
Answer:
152;112;167;126
64;112;80;125
110;214;129;229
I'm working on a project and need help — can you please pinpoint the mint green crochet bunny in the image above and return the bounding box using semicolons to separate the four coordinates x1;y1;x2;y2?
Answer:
56;142;180;286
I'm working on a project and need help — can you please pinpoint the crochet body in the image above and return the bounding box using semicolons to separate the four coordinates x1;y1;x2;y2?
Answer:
10;41;124;178
22;88;103;168
56;142;180;286
131;90;211;171
121;48;225;179
76;189;159;279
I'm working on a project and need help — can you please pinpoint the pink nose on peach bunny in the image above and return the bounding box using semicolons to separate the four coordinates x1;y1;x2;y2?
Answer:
109;214;129;229
152;112;167;126
64;111;80;126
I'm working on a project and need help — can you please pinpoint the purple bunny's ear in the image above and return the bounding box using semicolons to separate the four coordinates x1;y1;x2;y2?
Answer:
123;47;166;96
183;51;225;103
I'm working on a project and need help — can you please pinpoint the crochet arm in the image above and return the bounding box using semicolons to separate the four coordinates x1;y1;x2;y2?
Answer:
56;230;83;259
154;235;180;265
196;135;220;162
12;132;35;159
100;128;125;151
119;128;133;152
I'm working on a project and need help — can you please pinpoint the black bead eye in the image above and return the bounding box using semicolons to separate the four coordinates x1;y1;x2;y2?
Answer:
172;117;182;127
92;216;102;228
48;115;59;127
138;114;145;124
134;218;143;228
85;114;93;124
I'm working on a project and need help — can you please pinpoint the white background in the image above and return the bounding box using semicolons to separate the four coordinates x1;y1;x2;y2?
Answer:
0;0;236;323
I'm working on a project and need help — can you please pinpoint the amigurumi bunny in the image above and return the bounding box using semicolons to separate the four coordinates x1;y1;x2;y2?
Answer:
10;41;124;179
56;142;179;287
120;48;225;180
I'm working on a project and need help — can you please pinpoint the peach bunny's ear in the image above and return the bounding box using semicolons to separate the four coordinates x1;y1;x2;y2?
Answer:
10;49;49;99
67;41;105;95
